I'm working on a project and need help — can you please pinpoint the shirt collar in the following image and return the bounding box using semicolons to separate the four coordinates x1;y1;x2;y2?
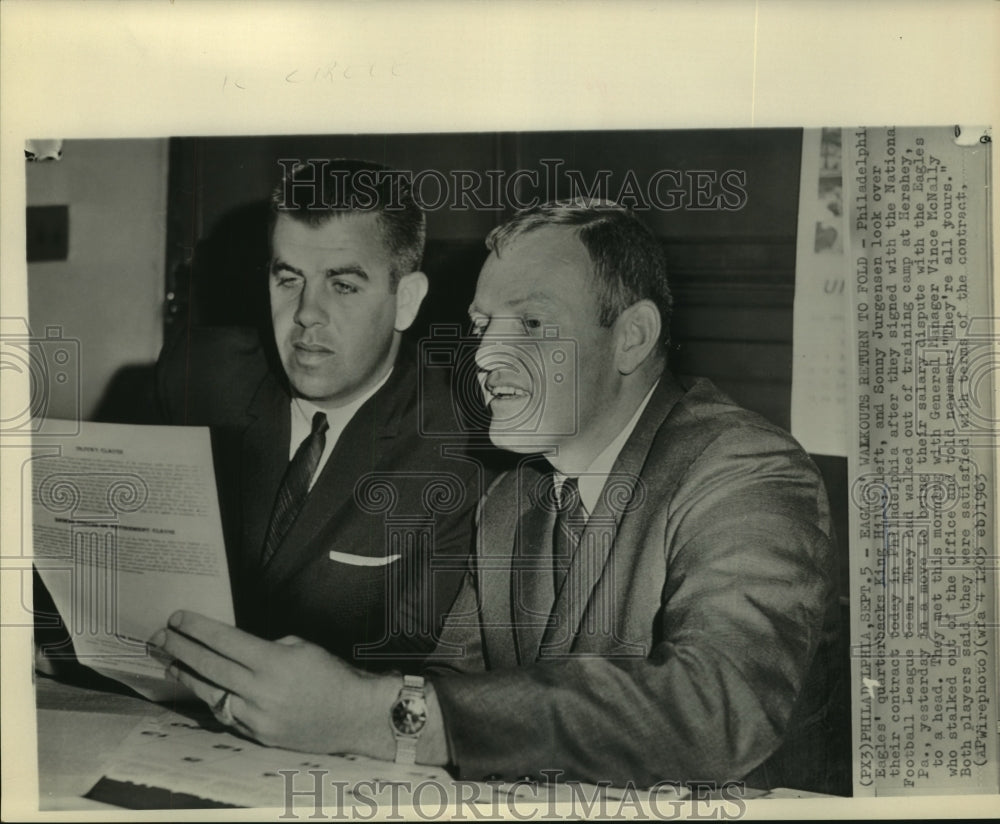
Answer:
554;379;659;514
289;367;393;460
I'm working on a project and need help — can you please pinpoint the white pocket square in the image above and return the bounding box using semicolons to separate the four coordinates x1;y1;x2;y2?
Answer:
328;551;401;567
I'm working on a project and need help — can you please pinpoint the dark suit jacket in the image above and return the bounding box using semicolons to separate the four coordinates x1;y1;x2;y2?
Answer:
157;326;483;673
427;372;845;792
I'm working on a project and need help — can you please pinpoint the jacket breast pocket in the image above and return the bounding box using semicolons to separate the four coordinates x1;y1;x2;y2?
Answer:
328;551;401;566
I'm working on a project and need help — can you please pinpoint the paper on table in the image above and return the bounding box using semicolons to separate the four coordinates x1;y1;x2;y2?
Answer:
91;712;689;812
92;712;451;810
31;420;234;702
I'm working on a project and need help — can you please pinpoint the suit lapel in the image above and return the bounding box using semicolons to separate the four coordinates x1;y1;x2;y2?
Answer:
240;373;291;574
474;461;546;669
539;373;688;658
511;470;558;665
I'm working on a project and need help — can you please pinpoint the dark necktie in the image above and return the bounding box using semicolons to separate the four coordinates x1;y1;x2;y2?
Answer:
261;411;329;565
552;476;587;595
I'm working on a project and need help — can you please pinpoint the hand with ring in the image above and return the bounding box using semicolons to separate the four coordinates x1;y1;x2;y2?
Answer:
148;610;401;757
212;689;236;727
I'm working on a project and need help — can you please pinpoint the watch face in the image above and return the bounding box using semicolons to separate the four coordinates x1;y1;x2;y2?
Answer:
392;697;427;735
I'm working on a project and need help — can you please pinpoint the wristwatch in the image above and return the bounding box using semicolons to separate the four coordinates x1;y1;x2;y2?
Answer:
389;674;427;764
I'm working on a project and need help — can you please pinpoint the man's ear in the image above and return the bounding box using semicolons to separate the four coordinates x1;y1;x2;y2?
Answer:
394;272;429;332
613;300;661;375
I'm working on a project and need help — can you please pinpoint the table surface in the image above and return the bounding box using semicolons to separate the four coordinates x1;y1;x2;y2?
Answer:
35;673;826;813
35;674;172;810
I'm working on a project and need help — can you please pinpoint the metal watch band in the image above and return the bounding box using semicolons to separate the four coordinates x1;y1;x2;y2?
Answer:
395;733;418;765
392;674;426;765
401;673;424;694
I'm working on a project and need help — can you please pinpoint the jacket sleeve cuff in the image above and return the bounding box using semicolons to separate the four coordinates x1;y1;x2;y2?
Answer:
427;669;538;782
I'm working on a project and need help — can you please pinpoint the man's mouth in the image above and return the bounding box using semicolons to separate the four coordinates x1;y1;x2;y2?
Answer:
294;341;334;352
482;376;531;404
487;384;529;400
291;341;335;364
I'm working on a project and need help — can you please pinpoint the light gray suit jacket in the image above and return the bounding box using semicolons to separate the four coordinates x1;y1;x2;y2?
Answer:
426;373;844;793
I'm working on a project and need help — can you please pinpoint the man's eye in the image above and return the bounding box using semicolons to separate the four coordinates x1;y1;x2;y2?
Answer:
332;281;359;295
275;276;301;289
522;317;543;333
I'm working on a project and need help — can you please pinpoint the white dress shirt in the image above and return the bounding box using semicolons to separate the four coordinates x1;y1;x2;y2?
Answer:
554;380;660;515
288;369;393;490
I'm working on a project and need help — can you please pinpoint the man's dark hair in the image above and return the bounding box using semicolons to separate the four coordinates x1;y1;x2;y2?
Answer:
270;158;426;287
485;199;673;347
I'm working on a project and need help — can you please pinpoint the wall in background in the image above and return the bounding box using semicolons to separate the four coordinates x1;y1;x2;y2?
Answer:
26;139;169;421
168;130;801;430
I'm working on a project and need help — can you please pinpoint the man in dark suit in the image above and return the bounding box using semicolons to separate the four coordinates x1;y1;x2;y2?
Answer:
154;200;844;793
157;159;481;672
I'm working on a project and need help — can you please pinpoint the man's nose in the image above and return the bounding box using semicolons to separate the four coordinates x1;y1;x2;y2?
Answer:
293;280;327;327
474;337;498;372
474;319;522;372
473;320;506;371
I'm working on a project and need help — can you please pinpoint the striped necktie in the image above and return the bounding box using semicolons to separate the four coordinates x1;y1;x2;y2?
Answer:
261;411;329;565
552;476;586;595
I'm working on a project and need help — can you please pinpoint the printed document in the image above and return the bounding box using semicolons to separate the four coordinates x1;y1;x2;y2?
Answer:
31;421;234;701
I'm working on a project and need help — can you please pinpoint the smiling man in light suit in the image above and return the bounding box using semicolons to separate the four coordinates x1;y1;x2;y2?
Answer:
155;199;844;794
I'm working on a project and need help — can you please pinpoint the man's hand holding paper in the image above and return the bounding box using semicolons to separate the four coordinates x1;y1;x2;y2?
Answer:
151;610;448;763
